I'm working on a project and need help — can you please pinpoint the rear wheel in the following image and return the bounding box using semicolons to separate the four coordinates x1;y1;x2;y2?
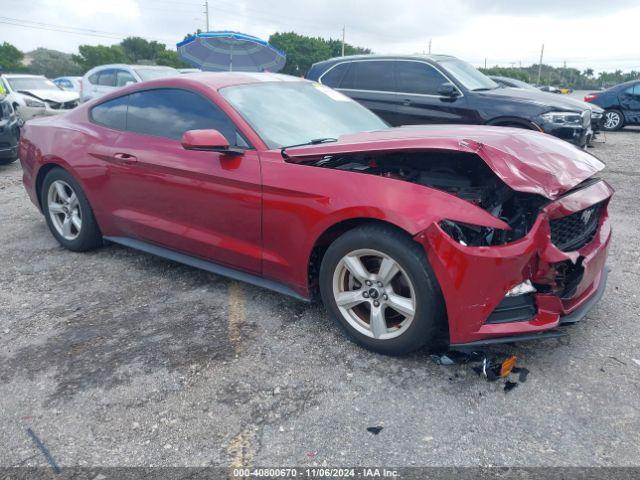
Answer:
42;168;102;252
603;109;624;131
319;224;445;355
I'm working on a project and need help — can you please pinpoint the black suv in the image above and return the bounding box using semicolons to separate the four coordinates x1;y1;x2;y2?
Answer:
0;96;20;165
307;55;594;147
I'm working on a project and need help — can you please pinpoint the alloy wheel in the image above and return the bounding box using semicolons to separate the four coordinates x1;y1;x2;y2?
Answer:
604;111;621;130
47;180;82;241
332;249;416;340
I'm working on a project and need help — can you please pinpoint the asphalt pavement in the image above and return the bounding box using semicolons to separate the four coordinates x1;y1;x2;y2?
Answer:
1;129;639;468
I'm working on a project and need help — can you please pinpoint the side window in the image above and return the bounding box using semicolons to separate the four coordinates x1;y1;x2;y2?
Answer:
320;63;350;88
116;70;136;87
90;95;127;130
339;61;395;92
97;70;116;87
395;61;448;95
126;88;238;144
88;73;99;85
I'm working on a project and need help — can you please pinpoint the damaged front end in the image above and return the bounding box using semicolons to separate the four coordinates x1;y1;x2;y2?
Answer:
284;135;612;346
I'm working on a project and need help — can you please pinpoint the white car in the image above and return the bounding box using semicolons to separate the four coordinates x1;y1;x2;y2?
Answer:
53;76;82;92
1;74;80;121
80;64;179;102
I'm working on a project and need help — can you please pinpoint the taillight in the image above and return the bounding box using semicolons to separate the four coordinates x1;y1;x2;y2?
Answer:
584;93;598;102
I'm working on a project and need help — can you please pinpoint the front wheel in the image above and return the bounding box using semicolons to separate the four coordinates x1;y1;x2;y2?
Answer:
319;224;446;355
602;109;624;131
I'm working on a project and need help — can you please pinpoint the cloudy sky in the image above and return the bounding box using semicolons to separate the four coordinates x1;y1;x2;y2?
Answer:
1;0;638;72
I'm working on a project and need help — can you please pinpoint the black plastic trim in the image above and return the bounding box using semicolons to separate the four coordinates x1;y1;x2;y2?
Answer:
104;236;310;302
450;330;567;349
485;293;537;324
559;267;608;324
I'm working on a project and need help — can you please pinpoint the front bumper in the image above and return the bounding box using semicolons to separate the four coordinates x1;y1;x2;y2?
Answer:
416;180;613;346
541;121;592;147
0;117;20;159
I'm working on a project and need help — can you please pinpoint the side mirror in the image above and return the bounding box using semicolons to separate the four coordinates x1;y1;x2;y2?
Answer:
437;82;460;98
181;129;243;155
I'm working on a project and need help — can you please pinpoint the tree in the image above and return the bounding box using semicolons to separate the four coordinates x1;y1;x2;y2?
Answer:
0;42;24;72
155;50;190;69
120;36;166;64
72;44;128;71
269;32;372;76
26;48;82;78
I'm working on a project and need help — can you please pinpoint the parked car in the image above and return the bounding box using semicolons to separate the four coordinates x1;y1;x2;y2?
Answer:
584;80;640;131
539;85;561;94
0;74;79;120
490;75;604;133
307;55;595;147
178;68;201;74
19;73;612;354
80;64;179;102
489;76;538;90
53;76;82;92
0;96;21;165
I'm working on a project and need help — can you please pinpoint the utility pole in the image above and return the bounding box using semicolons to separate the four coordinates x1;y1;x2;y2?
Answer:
341;25;345;56
537;43;544;85
428;38;432;54
204;1;210;31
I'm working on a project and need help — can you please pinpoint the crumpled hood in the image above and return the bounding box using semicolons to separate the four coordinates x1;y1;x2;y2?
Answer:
283;125;604;199
18;89;79;103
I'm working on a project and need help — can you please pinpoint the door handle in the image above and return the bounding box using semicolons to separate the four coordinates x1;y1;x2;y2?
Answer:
402;98;412;106
113;152;138;165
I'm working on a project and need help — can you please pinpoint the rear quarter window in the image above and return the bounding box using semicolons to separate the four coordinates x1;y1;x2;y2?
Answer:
320;63;350;88
90;95;127;130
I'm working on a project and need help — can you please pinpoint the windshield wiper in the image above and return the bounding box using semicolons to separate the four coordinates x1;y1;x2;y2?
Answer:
280;137;337;158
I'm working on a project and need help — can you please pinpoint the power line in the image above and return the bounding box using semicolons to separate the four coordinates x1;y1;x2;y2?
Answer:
0;17;177;43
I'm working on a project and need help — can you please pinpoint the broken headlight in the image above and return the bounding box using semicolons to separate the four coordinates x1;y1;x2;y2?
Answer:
439;220;508;246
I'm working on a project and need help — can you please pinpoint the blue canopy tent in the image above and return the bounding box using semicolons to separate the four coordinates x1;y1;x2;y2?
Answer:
177;31;286;72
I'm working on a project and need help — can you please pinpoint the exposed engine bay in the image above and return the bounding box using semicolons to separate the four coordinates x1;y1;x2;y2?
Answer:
308;151;549;246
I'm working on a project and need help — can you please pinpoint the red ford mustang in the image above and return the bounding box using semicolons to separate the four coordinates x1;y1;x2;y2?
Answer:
19;73;612;354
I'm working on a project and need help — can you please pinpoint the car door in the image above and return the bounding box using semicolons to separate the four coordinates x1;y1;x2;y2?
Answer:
329;60;405;125
94;88;262;273
94;69;117;98
619;83;640;124
393;60;471;125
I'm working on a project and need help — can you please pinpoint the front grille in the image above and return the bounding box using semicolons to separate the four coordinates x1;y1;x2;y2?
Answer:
550;202;602;251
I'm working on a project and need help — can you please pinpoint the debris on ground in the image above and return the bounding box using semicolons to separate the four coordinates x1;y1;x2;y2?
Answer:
504;380;518;392
431;350;529;393
367;426;383;435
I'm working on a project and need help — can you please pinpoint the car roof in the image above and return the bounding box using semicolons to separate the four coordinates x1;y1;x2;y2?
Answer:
174;72;308;90
87;64;178;71
3;73;47;78
311;53;457;68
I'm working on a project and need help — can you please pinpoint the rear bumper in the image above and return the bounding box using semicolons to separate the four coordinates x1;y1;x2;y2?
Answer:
416;180;613;346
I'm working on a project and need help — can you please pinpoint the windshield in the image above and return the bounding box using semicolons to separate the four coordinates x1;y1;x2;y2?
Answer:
8;77;60;91
134;67;178;81
220;82;388;149
438;58;498;91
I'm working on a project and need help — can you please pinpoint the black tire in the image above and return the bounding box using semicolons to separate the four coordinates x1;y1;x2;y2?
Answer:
602;109;624;131
41;167;102;252
319;224;446;355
